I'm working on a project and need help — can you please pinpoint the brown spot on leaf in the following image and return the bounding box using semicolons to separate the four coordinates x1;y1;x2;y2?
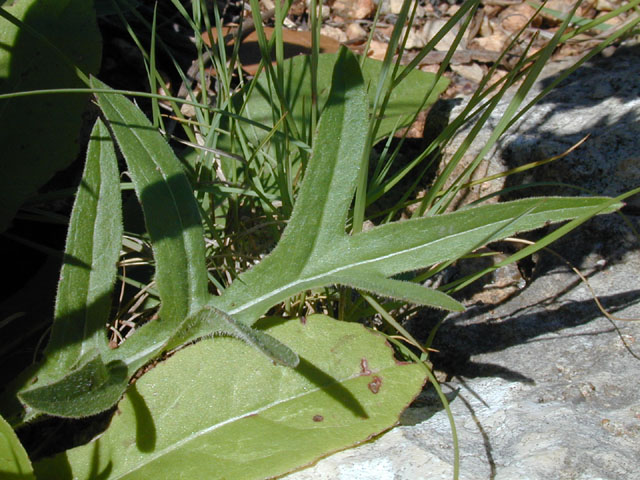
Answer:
368;376;382;394
313;415;324;422
360;357;372;376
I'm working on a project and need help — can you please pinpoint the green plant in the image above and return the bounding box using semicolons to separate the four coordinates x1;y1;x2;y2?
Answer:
1;0;638;478
0;0;101;232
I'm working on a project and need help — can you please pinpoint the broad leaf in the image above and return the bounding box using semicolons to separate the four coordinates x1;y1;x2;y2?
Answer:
15;119;123;420
0;414;34;479
34;315;425;480
0;0;101;232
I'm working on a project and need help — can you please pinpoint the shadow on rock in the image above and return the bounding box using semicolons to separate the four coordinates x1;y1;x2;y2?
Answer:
408;288;640;383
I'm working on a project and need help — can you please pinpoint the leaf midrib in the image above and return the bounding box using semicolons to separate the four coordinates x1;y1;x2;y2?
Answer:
225;210;534;316
109;363;402;479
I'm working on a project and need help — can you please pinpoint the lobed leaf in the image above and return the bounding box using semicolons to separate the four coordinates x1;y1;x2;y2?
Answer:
168;305;299;367
332;271;464;312
34;315;425;480
202;50;623;332
213;47;370;324
215;196;620;327
90;78;298;401
344;196;622;277
9;49;623;425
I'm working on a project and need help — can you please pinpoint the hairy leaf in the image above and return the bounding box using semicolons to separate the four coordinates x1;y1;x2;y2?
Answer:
91;77;216;373
15;118;122;420
92;77;209;326
168;305;299;367
43;118;121;372
34;315;425;480
8;49;623;424
236;51;449;147
92;79;297;390
332;271;464;311
19;355;128;419
216;50;449;194
205;50;622;329
214;196;620;327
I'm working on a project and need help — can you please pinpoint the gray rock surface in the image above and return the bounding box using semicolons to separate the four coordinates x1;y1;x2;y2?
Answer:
284;45;640;479
440;43;640;211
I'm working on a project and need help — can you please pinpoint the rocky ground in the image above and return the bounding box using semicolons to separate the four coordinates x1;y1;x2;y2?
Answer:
241;0;637;97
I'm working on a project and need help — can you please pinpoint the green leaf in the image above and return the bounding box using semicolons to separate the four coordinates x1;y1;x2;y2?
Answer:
88;78;300;393
332;271;464;312
14;118;123;420
33;315;426;480
9;49;622;425
91;77;212;370
0;414;34;479
168;305;299;367
217;195;619;327
43;118;121;372
19;355;128;419
221;51;448;163
0;0;101;232
213;47;370;324
205;51;623;330
92;76;209;332
344;196;621;277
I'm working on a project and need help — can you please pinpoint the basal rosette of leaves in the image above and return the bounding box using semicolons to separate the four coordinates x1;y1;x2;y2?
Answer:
0;34;632;480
